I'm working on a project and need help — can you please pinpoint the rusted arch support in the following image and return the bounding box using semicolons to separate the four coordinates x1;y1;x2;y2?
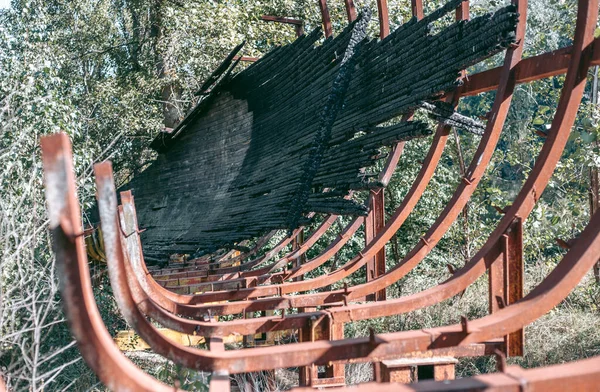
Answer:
456;0;469;21
153;214;339;287
77;161;600;381
318;0;333;38
45;129;600;376
40;134;178;392
344;0;357;22
293;355;600;391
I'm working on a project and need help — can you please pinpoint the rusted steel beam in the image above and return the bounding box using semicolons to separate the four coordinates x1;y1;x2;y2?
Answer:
456;0;469;21
40;133;178;392
208;335;230;392
504;217;524;356
376;0;390;38
488;217;523;357
299;317;344;387
156;215;338;287
344;0;357;22
411;0;424;20
295;355;600;391
318;0;332;38
365;189;386;301
261;15;304;37
459;37;600;97
233;56;259;62
291;229;306;281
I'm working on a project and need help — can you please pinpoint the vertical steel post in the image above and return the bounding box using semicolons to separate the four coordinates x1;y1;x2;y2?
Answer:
456;0;470;20
318;0;333;38
376;0;390;38
411;0;424;20
488;217;524;356
292;230;306;282
299;317;345;387
344;0;357;22
208;336;230;392
366;190;387;301
505;217;524;356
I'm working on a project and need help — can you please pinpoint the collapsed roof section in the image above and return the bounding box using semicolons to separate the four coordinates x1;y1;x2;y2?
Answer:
126;0;518;261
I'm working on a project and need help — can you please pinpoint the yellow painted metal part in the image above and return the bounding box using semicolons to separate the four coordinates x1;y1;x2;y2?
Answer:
85;226;106;263
114;329;243;351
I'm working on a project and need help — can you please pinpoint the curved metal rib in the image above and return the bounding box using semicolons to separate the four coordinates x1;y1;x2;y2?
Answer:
154;214;341;290
96;140;600;374
41;134;179;392
40;0;600;387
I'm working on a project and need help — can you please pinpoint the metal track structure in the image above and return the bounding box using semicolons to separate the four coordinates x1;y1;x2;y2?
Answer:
39;0;600;390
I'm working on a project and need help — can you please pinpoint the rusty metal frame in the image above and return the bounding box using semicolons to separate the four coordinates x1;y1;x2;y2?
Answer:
43;128;600;376
40;0;600;389
124;0;523;313
318;0;333;38
293;355;600;391
40;134;179;392
261;15;304;37
153;214;339;287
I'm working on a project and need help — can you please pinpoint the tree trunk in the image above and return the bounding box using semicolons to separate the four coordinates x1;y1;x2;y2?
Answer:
150;0;182;129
